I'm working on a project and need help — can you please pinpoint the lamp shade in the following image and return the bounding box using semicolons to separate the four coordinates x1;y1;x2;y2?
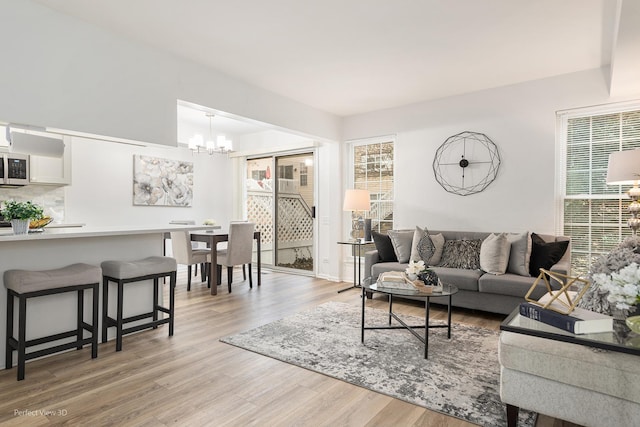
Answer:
607;149;640;185
343;189;370;211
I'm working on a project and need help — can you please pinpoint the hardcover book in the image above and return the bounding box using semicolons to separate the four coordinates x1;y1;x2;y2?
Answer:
519;302;613;334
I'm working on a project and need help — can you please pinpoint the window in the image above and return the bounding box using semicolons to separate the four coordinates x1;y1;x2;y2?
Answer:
299;162;308;186
559;106;640;275
351;137;394;234
277;165;293;180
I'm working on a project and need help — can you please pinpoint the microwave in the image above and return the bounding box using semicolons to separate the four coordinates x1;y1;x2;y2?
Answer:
0;153;29;187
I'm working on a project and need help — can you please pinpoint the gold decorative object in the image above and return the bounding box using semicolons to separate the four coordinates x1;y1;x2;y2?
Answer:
525;269;590;315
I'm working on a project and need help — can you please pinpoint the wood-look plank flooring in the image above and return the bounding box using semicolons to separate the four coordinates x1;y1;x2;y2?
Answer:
0;269;580;426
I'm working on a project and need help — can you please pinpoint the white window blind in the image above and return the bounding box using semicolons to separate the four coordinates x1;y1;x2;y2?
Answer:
562;108;640;275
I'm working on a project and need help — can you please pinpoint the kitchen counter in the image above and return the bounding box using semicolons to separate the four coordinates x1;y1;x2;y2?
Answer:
0;224;215;241
0;223;215;368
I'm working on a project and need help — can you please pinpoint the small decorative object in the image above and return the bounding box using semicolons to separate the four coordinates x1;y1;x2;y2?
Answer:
432;131;500;196
203;219;217;225
0;200;44;235
626;315;640;334
591;262;640;317
525;269;590;315
406;259;427;281
29;216;53;231
418;269;439;287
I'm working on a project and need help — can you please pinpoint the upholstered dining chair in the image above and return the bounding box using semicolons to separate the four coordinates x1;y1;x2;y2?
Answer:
170;220;205;280
170;231;211;290
216;222;255;293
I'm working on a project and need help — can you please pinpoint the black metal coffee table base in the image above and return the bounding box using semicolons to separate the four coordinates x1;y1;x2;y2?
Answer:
360;281;456;359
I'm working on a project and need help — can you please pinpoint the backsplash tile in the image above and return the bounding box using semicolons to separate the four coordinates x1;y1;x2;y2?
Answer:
0;186;65;222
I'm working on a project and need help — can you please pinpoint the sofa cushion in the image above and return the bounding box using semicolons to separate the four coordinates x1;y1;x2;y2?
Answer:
430;267;482;292
388;230;414;263
372;261;407;280
439;239;482;270
480;233;511;275
478;273;544;299
529;232;570;277
372;231;397;262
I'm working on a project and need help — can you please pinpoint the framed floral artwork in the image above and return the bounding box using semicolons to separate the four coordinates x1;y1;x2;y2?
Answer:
133;155;193;206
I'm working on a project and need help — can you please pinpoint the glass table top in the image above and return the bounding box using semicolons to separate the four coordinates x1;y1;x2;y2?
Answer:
501;309;640;356
363;277;458;298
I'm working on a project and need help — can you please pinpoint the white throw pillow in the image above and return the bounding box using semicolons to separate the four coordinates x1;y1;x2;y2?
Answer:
409;226;445;266
480;233;511;275
506;231;532;276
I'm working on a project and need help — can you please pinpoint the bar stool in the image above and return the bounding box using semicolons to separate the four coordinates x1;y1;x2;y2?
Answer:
4;263;101;381
101;256;177;351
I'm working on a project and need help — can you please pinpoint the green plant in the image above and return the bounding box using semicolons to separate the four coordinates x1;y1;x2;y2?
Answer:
0;200;44;221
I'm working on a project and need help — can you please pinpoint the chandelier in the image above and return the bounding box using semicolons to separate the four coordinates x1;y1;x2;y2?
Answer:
188;113;233;155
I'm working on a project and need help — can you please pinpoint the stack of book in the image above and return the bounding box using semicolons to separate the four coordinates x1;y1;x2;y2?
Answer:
377;272;434;293
519;299;613;334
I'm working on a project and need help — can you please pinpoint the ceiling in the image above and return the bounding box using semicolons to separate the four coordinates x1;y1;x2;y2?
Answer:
34;0;634;120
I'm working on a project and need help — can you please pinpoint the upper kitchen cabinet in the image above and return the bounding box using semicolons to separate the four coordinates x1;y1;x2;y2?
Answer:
1;127;72;186
29;137;72;185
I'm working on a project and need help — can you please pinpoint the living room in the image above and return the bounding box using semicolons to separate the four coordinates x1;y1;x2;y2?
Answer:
1;1;639;426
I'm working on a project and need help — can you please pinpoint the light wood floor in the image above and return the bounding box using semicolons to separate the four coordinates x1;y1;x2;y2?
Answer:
0;269;580;426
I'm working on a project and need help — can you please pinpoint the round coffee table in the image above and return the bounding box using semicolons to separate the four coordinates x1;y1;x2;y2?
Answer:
361;277;459;359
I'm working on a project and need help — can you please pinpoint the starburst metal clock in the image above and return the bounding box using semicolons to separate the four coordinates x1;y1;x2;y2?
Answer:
432;131;500;196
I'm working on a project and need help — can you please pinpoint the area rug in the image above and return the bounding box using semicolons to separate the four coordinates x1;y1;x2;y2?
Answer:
220;301;535;427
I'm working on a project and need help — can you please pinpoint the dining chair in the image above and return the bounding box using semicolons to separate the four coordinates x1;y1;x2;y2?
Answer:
170;231;211;290
170;220;205;280
216;222;255;293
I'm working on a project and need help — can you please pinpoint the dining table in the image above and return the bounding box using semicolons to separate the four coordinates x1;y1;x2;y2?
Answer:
178;229;261;295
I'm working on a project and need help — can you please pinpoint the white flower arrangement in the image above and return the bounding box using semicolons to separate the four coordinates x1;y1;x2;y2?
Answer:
592;262;640;311
405;259;427;276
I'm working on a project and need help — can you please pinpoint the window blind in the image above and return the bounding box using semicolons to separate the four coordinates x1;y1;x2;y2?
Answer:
563;109;640;275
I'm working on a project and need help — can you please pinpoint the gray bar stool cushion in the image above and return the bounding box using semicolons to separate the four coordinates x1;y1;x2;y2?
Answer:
101;256;177;280
4;263;102;294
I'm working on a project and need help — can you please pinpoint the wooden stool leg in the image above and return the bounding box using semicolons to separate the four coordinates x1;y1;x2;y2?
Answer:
506;404;519;427
6;289;13;370
243;264;246;280
248;264;253;288
102;278;109;343
77;289;84;350
91;283;98;359
116;281;124;352
17;295;27;381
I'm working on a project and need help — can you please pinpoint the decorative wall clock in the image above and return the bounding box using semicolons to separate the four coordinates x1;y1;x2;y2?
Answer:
432;131;500;196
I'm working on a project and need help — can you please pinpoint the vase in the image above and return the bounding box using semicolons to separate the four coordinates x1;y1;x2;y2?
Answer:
407;273;417;281
10;219;30;235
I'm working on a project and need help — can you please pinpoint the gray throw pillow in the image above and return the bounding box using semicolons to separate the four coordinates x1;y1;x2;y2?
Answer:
480;233;511;275
428;233;445;265
439;239;483;270
506;232;531;276
387;230;414;263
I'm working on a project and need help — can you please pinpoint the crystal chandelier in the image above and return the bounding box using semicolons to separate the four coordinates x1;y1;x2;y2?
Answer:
188;113;233;155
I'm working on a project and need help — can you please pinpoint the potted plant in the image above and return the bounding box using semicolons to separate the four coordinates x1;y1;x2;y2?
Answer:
0;200;44;235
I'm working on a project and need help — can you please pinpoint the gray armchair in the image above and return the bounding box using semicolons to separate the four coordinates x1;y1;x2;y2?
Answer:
216;222;255;293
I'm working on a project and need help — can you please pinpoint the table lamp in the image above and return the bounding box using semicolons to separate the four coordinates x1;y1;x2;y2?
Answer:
343;189;371;241
607;149;640;235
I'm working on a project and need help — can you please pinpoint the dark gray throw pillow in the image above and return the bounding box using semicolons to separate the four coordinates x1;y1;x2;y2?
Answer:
372;230;398;262
439;239;483;270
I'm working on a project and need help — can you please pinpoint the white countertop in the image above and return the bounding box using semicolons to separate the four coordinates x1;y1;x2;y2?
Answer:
0;224;217;242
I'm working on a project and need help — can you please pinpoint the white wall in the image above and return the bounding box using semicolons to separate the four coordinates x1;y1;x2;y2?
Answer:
342;68;640;235
64;137;233;227
0;1;341;146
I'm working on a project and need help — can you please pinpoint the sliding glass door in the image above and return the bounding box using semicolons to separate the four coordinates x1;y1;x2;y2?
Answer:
246;152;315;273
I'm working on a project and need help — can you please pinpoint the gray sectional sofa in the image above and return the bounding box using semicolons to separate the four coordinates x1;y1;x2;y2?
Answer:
364;229;571;315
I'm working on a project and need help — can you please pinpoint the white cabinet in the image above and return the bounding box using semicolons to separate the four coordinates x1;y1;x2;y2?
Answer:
29;137;72;185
